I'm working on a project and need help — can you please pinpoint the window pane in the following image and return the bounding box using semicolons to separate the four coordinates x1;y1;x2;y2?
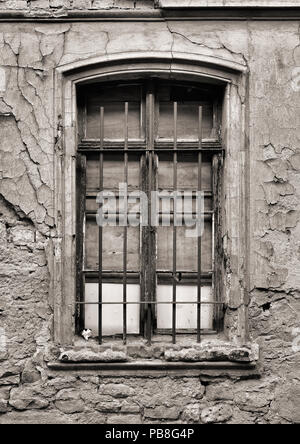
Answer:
86;154;140;192
85;217;140;271
158;153;212;191
85;283;140;336
158;102;213;140
157;84;218;140
157;194;212;214
85;216;98;270
85;84;143;140
157;221;212;272
156;285;213;330
178;157;212;191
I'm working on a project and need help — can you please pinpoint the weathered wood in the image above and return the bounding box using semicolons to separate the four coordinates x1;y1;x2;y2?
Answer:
76;79;224;343
213;153;225;332
197;106;203;344
76;154;86;333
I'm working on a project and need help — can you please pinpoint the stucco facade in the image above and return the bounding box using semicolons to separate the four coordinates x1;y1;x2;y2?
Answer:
0;1;299;424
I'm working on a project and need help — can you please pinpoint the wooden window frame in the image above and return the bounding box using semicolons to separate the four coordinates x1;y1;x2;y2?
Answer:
76;80;224;344
52;54;249;348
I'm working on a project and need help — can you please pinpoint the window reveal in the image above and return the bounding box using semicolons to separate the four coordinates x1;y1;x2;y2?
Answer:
76;81;224;345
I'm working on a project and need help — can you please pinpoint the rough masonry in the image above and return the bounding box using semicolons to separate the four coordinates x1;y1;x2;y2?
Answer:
0;0;299;424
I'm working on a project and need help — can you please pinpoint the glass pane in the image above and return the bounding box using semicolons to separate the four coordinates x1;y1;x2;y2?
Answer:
156;285;213;330
103;156;140;191
103;226;140;271
86;154;140;192
156;191;212;216
85;217;140;271
157;83;218;140
85;216;98;270
85;84;143;140
178;158;212;191
158;102;213;140
85;283;140;336
158;153;212;191
157;221;212;272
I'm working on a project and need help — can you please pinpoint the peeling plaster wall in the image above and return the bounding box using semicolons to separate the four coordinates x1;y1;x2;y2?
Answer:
0;6;299;424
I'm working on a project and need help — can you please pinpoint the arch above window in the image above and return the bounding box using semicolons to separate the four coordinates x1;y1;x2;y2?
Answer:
57;50;247;82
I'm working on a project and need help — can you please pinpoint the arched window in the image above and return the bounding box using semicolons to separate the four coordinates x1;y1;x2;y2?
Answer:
76;78;225;344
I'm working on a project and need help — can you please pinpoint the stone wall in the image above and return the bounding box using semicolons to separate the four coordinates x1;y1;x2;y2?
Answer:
0;3;299;424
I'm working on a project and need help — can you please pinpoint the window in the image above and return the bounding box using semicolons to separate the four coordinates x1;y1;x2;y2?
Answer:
76;79;225;345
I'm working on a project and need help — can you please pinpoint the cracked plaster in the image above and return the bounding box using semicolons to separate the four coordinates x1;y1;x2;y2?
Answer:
0;11;299;424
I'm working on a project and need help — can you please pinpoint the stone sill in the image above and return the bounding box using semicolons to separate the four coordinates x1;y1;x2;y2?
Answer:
51;340;259;373
48;341;259;377
47;360;257;372
47;360;260;379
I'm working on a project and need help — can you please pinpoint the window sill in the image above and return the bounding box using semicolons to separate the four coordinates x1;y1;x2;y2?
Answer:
48;340;259;376
47;359;257;373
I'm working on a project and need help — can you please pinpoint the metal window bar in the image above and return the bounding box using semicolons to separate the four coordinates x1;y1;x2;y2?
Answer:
76;154;87;333
173;102;178;344
80;90;223;344
146;93;155;344
77;301;224;306
98;107;104;344
78;147;223;154
197;106;203;344
123;102;129;344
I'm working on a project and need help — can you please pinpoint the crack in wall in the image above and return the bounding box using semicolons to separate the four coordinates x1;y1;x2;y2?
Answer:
0;15;299;425
164;21;249;68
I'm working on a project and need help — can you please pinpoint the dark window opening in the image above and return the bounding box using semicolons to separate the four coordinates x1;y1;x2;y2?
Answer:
76;79;225;345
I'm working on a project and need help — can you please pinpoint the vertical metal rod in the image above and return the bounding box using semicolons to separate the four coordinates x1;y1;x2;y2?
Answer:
212;211;217;331
98;107;104;344
172;102;178;345
140;86;144;140
146;93;154;345
197;106;203;344
123;102;129;345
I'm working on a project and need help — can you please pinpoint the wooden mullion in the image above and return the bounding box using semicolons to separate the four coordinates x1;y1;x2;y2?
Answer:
172;102;178;345
76;153;86;334
98;107;104;344
140;154;147;338
123;102;129;344
212;152;224;332
197;106;203;344
141;84;157;344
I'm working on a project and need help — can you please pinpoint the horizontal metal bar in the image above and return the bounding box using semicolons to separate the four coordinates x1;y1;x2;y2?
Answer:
156;329;217;335
78;147;224;153
79;149;146;153
75;301;224;305
80;140;221;147
86;190;213;197
83;270;213;275
78;141;223;152
81;140;146;145
85;211;214;217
